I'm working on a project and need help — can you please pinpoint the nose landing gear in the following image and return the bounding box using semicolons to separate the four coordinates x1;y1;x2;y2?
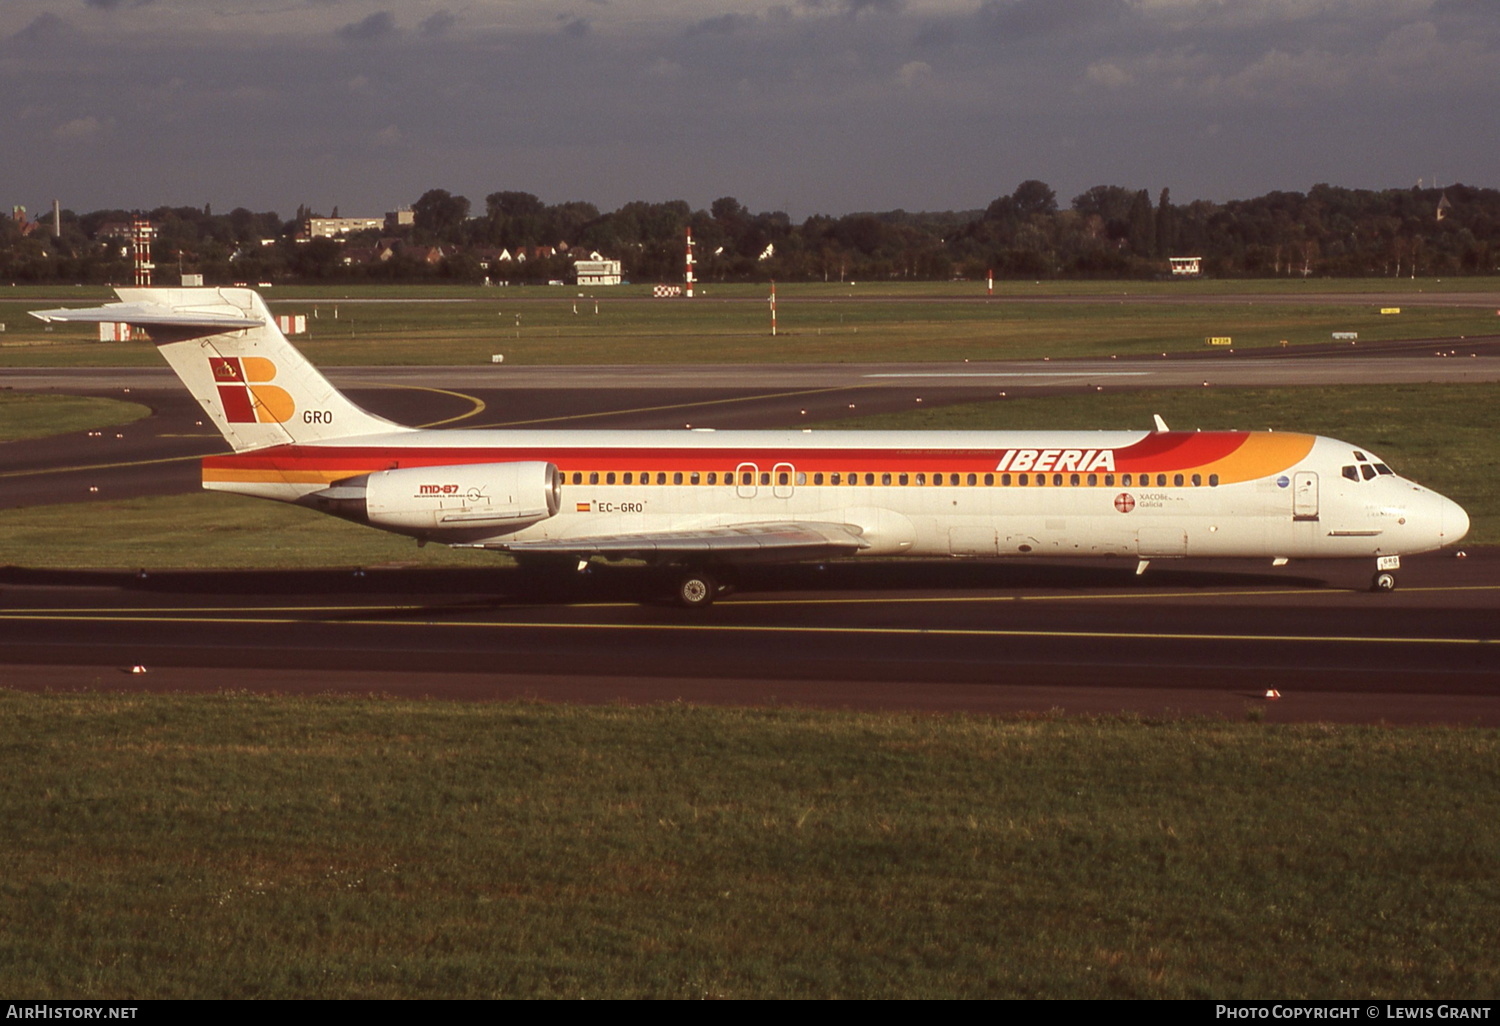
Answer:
1370;555;1400;593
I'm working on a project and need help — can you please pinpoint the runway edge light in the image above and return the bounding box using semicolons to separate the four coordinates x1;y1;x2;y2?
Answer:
1264;689;1281;700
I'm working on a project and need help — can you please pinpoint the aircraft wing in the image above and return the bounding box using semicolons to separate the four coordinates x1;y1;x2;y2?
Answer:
492;521;869;560
30;301;263;330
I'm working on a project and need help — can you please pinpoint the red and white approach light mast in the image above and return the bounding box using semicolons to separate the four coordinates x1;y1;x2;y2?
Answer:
131;218;155;287
684;227;695;298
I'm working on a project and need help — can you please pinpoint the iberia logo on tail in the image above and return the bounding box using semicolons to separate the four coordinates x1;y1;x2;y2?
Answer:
209;357;295;424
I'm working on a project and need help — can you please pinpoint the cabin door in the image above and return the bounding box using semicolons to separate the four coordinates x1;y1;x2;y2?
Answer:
1293;472;1319;521
772;462;796;499
736;462;758;499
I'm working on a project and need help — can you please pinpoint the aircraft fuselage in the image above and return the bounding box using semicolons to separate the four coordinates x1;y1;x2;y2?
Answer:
203;427;1466;561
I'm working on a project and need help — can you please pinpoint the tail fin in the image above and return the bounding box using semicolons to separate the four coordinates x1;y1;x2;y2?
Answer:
32;287;409;452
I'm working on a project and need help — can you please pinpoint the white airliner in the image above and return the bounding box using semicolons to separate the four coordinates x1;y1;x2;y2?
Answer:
33;288;1468;605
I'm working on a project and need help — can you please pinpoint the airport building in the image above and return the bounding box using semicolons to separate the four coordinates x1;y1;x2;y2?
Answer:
575;258;622;286
304;217;385;239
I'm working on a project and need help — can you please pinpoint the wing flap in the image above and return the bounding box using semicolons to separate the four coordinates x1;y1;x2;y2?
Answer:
492;521;868;559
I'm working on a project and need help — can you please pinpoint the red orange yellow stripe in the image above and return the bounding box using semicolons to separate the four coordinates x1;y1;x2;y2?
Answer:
201;431;1317;488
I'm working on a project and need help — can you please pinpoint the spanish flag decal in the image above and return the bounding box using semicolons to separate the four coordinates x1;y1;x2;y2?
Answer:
209;357;295;424
576;502;591;512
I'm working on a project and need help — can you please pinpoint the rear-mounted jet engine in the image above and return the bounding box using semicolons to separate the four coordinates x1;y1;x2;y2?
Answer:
307;461;561;534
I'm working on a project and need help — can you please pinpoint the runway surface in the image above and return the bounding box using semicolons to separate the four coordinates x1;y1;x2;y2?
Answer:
1;331;1497;722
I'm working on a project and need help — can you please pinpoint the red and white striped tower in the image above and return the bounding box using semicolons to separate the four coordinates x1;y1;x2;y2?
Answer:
131;218;155;287
770;280;777;336
684;227;696;298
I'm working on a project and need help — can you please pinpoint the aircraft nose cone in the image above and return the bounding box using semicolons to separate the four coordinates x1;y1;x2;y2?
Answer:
1443;494;1470;545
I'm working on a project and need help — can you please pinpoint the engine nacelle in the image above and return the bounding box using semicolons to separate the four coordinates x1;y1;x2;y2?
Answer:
360;461;560;534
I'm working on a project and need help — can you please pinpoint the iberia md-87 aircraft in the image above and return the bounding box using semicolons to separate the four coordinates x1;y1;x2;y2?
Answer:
33;288;1468;606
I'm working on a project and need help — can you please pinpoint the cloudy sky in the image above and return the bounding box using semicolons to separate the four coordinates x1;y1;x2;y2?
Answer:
2;0;1495;220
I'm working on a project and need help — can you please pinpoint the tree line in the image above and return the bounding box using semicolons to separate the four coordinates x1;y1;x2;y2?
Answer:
3;180;1495;285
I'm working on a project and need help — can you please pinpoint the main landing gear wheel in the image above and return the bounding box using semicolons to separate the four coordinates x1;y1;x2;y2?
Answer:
676;571;719;608
1371;571;1397;593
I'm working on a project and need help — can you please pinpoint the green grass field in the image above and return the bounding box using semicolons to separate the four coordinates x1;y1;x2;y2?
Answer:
6;277;1499;302
4;278;1497;366
2;692;1495;999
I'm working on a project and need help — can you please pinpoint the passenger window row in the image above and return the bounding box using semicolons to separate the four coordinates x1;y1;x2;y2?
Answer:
565;470;1223;488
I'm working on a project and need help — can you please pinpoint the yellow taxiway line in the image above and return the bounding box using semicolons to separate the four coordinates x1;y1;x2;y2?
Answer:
0;453;203;479
0;610;1493;647
7;579;1500;617
729;582;1500;605
344;380;488;428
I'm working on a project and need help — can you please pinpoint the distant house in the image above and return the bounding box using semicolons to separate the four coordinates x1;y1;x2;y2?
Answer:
95;220;134;238
11;207;38;238
364;239;445;264
1169;256;1203;277
95;220;151;258
472;248;513;270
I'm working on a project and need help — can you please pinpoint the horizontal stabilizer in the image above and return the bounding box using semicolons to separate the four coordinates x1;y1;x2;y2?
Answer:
31;301;263;331
29;287;408;451
492;521;869;559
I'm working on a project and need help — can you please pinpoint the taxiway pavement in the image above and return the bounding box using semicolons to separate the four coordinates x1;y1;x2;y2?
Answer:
0;550;1495;724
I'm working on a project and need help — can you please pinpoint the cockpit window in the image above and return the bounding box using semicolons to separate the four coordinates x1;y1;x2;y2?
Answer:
1354;451;1368;462
1342;465;1359;482
1375;464;1394;476
1361;464;1377;480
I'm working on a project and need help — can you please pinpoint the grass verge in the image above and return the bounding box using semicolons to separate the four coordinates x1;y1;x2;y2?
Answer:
0;392;149;442
0;492;497;569
2;692;1496;998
